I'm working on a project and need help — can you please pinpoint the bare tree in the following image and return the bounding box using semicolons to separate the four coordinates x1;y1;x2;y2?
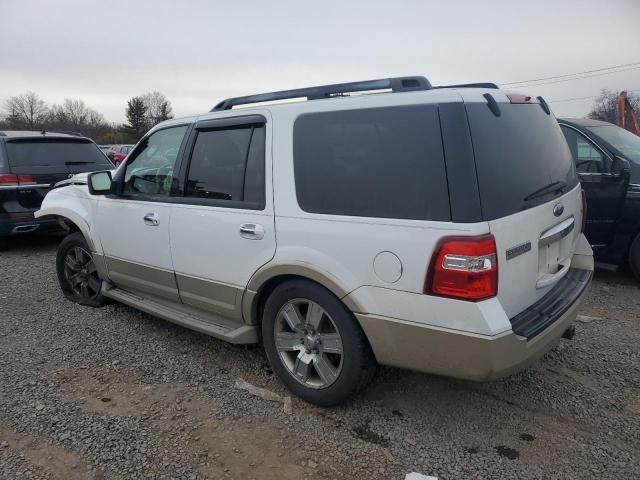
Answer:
589;89;640;124
4;92;49;130
88;110;107;128
140;91;173;129
62;99;90;131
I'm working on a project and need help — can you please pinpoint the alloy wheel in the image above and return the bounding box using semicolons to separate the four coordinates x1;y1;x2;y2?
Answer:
274;299;344;389
63;246;101;299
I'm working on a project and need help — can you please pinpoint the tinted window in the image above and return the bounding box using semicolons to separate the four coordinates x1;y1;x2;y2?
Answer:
466;104;579;220
293;106;450;221
185;125;265;207
586;124;640;165
560;126;605;173
5;139;112;170
124;126;188;196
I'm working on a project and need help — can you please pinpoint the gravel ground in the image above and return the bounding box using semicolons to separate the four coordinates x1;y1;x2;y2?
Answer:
0;234;639;480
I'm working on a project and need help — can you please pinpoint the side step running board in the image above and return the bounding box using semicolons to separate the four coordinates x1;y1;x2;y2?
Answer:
103;286;258;344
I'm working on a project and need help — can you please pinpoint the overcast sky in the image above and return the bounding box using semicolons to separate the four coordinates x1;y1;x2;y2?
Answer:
1;0;639;123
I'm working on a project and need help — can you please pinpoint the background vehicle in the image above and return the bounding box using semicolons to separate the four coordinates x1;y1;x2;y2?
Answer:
38;77;593;406
98;144;113;155
112;145;134;166
558;118;640;279
0;131;114;249
105;144;134;164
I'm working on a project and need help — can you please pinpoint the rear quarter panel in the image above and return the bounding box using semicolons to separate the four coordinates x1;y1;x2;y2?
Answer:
268;94;489;301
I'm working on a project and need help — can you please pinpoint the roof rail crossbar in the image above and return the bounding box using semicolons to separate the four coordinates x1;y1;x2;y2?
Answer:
211;76;431;111
433;82;499;89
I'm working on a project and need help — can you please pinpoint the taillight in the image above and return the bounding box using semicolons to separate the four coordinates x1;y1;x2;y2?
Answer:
18;174;35;185
0;174;19;186
0;174;35;186
507;93;532;104
581;188;587;233
425;235;498;301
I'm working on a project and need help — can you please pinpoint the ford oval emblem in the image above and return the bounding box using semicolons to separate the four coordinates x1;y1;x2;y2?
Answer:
553;204;564;217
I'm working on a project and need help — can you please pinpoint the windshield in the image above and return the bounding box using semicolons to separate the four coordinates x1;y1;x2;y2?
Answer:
586;124;640;165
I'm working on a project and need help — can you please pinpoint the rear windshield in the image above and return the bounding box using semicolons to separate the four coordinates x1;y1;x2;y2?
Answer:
293;105;451;221
466;103;579;220
5;139;112;169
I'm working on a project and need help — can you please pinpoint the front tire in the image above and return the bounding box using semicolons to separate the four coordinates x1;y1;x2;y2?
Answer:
262;279;376;407
629;233;640;282
56;232;108;307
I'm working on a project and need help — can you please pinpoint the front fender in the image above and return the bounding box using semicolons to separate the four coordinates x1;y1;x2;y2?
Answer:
34;188;100;253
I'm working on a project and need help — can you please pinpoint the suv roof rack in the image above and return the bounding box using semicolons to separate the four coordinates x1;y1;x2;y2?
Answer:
211;76;432;111
433;82;499;89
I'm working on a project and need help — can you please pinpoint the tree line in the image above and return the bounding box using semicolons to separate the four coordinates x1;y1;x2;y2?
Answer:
0;91;174;144
1;88;636;144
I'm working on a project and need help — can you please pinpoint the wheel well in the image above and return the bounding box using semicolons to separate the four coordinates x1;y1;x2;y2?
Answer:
251;274;357;325
252;274;300;324
56;215;81;233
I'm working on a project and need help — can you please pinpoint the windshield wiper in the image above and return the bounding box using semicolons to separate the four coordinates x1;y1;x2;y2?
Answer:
523;180;567;202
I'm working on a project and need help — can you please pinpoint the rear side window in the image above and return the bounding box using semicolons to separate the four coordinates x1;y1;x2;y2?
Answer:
560;126;605;173
293;106;450;221
466;104;579;220
5;139;112;169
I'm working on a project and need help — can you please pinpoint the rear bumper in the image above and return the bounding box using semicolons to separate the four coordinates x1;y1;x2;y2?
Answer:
357;287;585;380
356;237;594;381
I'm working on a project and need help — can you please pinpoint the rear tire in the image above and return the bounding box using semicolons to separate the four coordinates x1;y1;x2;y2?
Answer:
56;232;109;307
262;279;376;407
629;233;640;282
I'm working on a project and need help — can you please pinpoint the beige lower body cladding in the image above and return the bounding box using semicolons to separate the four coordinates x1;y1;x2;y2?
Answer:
356;286;585;381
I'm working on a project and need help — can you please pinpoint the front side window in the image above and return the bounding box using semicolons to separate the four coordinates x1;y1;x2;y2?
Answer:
123;126;188;196
560;126;605;173
184;125;265;208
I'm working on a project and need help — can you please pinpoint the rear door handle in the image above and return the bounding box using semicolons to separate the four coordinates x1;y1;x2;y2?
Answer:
240;223;264;240
143;213;160;226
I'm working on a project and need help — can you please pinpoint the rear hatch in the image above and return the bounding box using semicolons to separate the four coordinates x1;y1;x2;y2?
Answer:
4;137;112;210
465;96;582;318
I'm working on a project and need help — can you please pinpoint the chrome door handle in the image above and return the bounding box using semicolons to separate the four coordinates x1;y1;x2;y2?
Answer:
143;213;160;226
240;223;264;240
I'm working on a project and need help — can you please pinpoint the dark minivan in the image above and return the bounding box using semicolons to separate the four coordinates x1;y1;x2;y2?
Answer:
558;118;640;279
0;131;113;248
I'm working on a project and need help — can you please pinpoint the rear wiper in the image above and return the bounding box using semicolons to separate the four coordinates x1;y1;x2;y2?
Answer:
523;181;567;202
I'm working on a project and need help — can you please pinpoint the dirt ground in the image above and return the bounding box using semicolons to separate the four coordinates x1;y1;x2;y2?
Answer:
1;235;638;479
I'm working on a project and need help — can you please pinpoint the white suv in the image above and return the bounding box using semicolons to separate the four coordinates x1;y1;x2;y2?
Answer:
37;76;594;406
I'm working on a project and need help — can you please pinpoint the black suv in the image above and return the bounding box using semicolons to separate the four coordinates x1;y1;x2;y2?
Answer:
0;131;113;248
558;118;640;279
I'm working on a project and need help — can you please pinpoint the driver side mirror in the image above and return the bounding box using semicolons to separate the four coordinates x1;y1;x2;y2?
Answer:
87;171;113;195
610;156;631;176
